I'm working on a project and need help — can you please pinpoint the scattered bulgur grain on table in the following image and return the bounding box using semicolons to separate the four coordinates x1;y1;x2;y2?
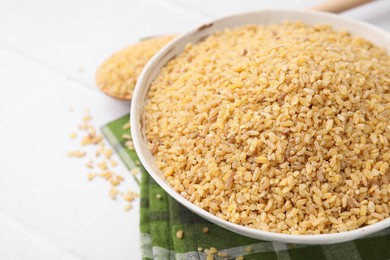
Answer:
209;247;218;254
87;173;96;181
124;203;133;211
145;22;390;234
131;168;140;175
123;121;130;130
124;190;139;202
176;230;184;239
206;254;214;260
86;161;94;169
109;187;119;200
122;134;132;140
104;148;113;159
99;171;113;180
98;161;108;171
67;150;86;158
83;114;92;122
125;140;134;150
81;134;103;146
68;109;139;212
69;132;77;139
217;251;228;258
245;246;252;253
109;176;121;186
110;159;118;167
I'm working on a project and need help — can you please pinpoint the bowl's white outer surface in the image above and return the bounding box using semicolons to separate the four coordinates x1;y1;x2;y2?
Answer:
131;9;390;244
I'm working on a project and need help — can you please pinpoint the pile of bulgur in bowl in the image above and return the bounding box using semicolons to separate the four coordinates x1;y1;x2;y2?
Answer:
131;10;390;244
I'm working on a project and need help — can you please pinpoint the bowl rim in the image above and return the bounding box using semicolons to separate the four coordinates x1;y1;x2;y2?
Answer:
131;8;390;244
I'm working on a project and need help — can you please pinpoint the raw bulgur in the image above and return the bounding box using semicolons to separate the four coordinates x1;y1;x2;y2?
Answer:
145;22;390;234
68;109;139;211
176;230;184;239
202;226;209;233
96;36;174;100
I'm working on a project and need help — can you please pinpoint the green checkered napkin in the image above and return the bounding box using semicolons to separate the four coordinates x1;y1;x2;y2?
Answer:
102;114;390;260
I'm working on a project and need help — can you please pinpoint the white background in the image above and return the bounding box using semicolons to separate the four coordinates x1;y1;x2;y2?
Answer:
0;0;389;259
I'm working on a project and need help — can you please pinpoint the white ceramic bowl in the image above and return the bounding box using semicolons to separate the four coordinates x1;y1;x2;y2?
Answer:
131;9;390;244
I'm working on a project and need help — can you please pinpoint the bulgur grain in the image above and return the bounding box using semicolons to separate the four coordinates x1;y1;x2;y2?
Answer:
122;134;132;140
125;140;134;150
87;173;96;181
206;254;214;260
83;115;92;122
124;190;139;202
123;121;130;130
67;150;86;158
245;246;252;253
104;148;113;159
109;176;121;186
69;109;139;212
110;159;118;167
217;251;228;258
109;187;119;200
131;168;140;175
176;230;184;239
145;22;390;234
209;247;218;254
86;161;94;169
202;226;209;233
124;203;133;211
98;161;108;171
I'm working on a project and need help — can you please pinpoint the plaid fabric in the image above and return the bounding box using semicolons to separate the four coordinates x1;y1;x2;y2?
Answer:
102;114;390;260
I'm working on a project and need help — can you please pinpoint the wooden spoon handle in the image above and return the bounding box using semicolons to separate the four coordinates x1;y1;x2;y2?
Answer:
310;0;373;13
140;0;374;42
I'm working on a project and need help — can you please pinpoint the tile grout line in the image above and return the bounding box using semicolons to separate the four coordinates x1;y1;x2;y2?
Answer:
61;201;112;249
0;42;98;93
0;208;63;255
62;0;154;85
157;0;214;20
0;2;155;94
0;208;87;260
0;0;212;96
64;0;212;92
159;0;215;19
0;45;98;136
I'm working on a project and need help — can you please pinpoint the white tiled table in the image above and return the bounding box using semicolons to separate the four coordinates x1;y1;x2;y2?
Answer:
0;1;389;259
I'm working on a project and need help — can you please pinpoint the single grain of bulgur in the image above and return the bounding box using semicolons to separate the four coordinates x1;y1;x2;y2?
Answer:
176;230;184;239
